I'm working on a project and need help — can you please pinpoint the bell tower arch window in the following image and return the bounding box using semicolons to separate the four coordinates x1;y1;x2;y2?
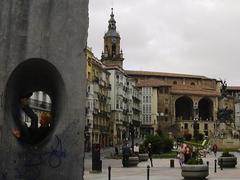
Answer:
112;43;116;57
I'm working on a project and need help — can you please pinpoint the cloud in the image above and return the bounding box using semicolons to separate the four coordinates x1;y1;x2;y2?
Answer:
88;0;240;85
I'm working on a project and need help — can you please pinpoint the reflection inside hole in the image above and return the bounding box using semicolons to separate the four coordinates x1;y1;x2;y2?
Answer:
13;91;53;144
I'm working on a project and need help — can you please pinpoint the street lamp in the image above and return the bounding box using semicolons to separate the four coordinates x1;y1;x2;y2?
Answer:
129;122;135;153
84;122;91;152
193;118;198;140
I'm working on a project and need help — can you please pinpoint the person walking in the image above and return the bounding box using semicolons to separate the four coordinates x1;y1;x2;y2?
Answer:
148;143;153;167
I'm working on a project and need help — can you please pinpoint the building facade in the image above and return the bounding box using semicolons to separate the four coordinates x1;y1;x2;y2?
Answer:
100;9;141;145
85;47;111;150
226;86;240;129
127;71;220;138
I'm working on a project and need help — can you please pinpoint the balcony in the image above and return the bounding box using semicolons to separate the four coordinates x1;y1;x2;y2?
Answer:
99;125;110;133
132;107;141;113
132;96;141;102
29;99;51;111
93;76;99;83
106;83;111;90
123;109;128;115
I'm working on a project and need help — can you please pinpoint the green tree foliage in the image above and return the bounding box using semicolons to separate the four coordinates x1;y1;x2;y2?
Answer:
194;133;204;141
144;134;173;154
183;133;192;141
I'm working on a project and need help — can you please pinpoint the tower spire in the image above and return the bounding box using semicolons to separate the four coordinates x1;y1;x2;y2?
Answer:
108;8;116;31
102;8;124;68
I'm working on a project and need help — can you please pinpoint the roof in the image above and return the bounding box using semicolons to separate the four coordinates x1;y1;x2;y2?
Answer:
227;86;240;91
136;79;169;87
126;70;210;79
171;86;221;97
136;79;220;97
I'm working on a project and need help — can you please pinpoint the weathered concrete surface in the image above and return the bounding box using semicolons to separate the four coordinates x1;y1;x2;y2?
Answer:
0;0;88;179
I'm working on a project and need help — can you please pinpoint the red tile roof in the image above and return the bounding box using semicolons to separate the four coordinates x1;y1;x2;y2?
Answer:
126;70;210;79
227;86;240;91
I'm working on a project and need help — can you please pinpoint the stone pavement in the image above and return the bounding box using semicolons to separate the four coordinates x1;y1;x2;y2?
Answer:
84;152;240;180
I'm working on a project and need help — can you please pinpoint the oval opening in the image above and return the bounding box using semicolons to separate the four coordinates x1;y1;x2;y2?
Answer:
5;59;65;145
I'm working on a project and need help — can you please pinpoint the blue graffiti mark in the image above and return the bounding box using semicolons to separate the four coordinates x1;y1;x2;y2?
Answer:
48;135;66;168
0;170;7;180
15;135;66;180
15;166;40;180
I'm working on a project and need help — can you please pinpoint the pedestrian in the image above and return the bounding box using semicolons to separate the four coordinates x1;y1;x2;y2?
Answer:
178;144;185;167
184;145;192;164
115;146;119;156
122;143;130;167
212;144;218;157
134;143;139;156
148;143;153;167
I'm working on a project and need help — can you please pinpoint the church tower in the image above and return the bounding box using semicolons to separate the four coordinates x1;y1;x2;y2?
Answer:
101;8;124;68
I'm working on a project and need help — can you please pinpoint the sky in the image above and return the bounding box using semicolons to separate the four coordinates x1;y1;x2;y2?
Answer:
88;0;240;86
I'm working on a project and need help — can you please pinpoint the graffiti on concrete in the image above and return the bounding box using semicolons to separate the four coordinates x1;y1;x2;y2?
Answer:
15;135;66;180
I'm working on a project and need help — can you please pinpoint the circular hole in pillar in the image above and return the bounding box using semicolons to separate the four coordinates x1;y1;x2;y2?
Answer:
5;59;66;145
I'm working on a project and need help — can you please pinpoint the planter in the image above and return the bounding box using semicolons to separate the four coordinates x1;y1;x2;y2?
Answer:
139;153;149;161
181;164;209;180
218;156;237;168
128;156;139;167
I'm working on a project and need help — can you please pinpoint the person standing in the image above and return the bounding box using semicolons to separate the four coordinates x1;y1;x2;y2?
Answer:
212;144;218;157
122;143;130;167
178;144;185;167
134;143;139;156
148;143;153;167
184;145;192;164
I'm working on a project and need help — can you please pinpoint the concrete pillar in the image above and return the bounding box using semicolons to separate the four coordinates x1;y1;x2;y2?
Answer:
0;1;88;179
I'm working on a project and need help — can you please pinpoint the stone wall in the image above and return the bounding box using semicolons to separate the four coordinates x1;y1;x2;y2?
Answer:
0;1;88;179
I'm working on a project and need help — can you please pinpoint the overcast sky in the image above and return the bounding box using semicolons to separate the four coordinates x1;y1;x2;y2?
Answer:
88;0;240;85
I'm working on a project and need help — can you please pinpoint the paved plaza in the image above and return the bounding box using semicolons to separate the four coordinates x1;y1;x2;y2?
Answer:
84;152;240;180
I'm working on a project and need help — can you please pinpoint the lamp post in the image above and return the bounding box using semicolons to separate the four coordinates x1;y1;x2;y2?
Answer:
193;118;198;140
129;122;135;153
84;122;91;152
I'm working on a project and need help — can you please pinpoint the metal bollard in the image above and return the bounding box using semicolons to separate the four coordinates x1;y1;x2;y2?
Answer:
207;161;209;167
147;165;150;180
214;159;217;173
108;166;111;180
220;159;223;170
170;159;174;168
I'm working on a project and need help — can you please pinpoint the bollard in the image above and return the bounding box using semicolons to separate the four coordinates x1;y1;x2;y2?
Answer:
147;165;150;180
207;161;209;167
214;159;217;173
170;159;174;168
108;166;111;180
220;159;223;170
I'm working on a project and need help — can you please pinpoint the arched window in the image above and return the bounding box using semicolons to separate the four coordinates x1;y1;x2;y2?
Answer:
175;96;193;120
112;44;116;57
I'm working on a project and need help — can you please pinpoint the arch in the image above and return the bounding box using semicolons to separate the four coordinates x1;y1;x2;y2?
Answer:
112;43;116;57
175;96;193;120
5;59;66;145
198;97;213;121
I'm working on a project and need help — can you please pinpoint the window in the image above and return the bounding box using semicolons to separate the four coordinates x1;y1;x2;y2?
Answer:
204;123;208;130
191;82;195;86
184;123;188;129
164;108;169;115
173;81;177;85
158;87;163;94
